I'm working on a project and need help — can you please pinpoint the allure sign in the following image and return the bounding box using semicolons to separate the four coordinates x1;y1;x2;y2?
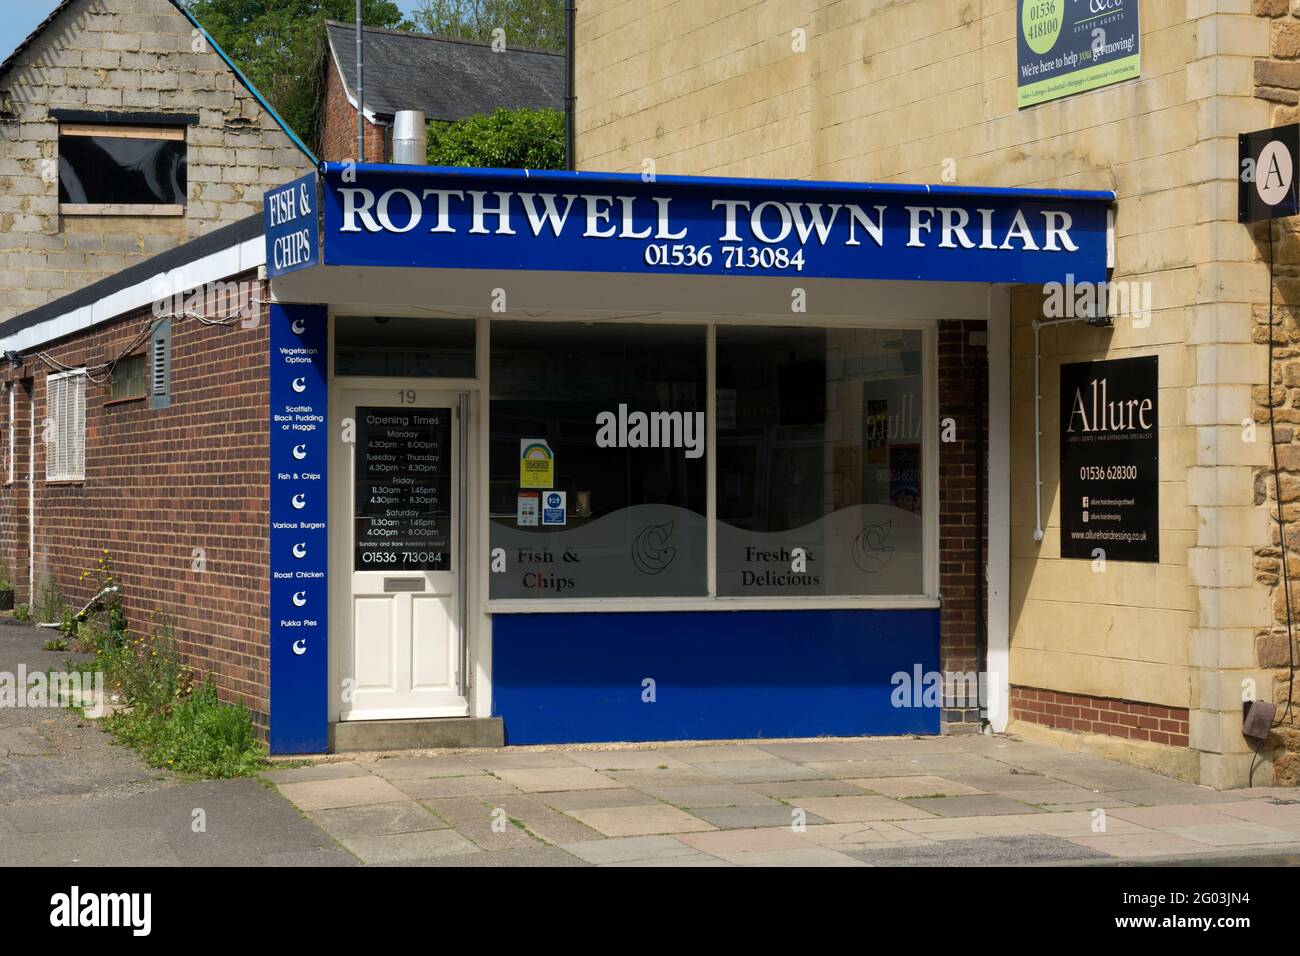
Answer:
1065;376;1154;434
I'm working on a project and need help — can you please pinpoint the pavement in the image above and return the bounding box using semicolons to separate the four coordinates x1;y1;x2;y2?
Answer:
3;618;1300;867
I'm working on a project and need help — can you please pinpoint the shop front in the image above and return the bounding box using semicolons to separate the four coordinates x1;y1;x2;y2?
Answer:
262;163;1113;754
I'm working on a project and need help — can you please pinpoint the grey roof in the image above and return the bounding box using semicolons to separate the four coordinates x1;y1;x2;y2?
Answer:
325;21;564;123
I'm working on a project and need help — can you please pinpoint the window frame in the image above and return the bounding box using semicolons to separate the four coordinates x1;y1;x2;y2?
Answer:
57;122;187;217
106;352;149;405
45;369;86;483
329;310;941;613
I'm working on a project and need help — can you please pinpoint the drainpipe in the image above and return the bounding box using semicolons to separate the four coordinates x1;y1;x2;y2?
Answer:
1031;316;1091;542
356;0;365;162
565;0;576;170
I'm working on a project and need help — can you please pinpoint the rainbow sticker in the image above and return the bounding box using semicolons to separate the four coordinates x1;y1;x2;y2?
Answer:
520;439;554;489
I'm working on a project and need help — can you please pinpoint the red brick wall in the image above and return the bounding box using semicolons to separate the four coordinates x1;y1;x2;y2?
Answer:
320;54;390;164
0;276;271;728
937;320;988;727
1010;686;1191;747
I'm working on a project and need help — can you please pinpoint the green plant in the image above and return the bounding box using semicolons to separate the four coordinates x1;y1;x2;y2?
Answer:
13;604;29;621
42;638;68;652
106;684;266;778
426;108;565;170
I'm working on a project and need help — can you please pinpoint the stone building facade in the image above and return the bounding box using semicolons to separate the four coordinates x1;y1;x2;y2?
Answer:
573;0;1292;787
0;0;315;323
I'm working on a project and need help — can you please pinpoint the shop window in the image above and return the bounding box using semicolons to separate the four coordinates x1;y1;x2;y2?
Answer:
150;319;171;410
715;327;926;596
58;123;187;215
489;322;707;599
109;353;147;402
335;316;476;378
46;370;86;481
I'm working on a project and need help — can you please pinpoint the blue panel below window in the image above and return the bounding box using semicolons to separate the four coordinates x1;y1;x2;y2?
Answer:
491;609;940;745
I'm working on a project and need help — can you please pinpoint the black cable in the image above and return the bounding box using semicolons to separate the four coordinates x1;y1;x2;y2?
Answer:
1268;220;1296;727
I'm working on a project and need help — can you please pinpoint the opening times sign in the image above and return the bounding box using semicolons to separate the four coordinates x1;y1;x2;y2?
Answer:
1059;356;1158;563
355;407;452;571
1018;1;1141;109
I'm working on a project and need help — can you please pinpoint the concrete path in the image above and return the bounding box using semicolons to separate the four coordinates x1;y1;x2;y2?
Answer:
266;738;1300;867
3;617;1300;866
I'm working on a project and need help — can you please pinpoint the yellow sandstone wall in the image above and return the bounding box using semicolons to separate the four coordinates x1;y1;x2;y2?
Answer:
575;0;1278;785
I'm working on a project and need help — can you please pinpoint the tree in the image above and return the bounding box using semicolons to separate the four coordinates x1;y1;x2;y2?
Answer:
411;0;565;51
183;1;409;153
426;107;564;170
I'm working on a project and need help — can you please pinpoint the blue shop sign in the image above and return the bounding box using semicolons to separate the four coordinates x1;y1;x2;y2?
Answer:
314;163;1113;286
264;172;320;278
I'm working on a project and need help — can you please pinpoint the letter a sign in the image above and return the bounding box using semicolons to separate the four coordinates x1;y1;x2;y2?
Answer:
1240;124;1300;222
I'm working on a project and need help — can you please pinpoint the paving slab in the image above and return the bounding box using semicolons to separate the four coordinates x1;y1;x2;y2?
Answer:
753;741;877;762
363;756;484;780
341;828;481;864
799;821;935;849
493;766;622;793
1213;799;1300;833
891;753;1011;776
748;779;872;799
565;803;717;837
1101;786;1246;807
275;774;410;812
902;794;1042;817
423;846;591;867
671;744;783;764
728;847;867;866
1067;830;1218;860
1045;765;1183;792
676;825;810;855
562;750;696;772
490;795;605;845
854;775;986;798
998;810;1150;838
944;771;1056;792
1109;804;1237;828
560;835;706;865
389;774;521;799
422;796;544;851
1165;821;1300;848
457;751;584;771
848;834;1109;867
641;784;780;808
895;816;1040;841
261;762;373;784
535;787;656;811
802;758;927;779
682;759;824;784
307;801;447;839
785;795;934;823
688;805;827;830
602;767;713;788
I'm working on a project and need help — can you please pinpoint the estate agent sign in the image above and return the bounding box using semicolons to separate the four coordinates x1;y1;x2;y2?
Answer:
1059;356;1159;563
1018;1;1141;109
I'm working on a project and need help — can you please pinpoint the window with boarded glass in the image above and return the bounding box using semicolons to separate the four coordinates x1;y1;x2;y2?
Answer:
58;124;186;210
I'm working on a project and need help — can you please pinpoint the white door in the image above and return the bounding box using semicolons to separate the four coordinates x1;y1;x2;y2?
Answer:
336;389;468;720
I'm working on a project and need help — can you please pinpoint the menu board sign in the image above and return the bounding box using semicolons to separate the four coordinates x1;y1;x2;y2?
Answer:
355;406;452;571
